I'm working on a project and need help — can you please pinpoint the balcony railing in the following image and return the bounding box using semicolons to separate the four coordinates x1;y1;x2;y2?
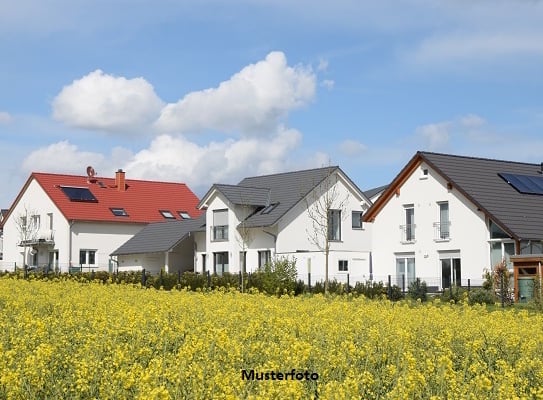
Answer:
399;224;416;243
18;230;55;246
433;221;451;241
211;225;229;241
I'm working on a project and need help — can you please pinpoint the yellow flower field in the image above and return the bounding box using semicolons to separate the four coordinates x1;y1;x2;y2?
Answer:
1;276;543;399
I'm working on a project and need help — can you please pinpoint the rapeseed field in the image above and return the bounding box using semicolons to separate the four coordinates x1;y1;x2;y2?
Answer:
1;276;542;399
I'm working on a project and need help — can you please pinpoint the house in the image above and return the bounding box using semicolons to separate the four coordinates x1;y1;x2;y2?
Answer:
113;166;373;282
0;209;8;260
363;151;543;297
0;168;201;272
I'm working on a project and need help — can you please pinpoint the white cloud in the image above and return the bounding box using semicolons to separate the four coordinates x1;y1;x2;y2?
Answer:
155;51;316;136
123;128;303;190
320;79;335;90
52;70;164;134
416;122;451;151
460;114;486;128
21;141;108;174
339;139;367;157
0;111;12;123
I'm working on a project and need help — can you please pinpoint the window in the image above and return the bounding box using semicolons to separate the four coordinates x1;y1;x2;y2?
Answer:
47;213;53;230
214;252;229;276
489;220;510;239
79;250;97;266
338;260;348;272
420;168;429;179
490;241;515;269
212;209;229;241
401;205;415;242
160;210;175;219
352;211;363;229
31;214;40;230
178;211;191;219
110;208;128;217
60;186;97;202
328;210;341;241
258;250;271;269
261;203;278;214
239;251;247;273
435;202;450;240
440;252;461;289
395;255;415;288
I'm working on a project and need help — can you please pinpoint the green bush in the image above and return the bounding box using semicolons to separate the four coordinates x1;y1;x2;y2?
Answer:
353;280;386;299
388;285;404;301
441;286;467;304
248;257;298;295
468;288;496;305
407;279;428;302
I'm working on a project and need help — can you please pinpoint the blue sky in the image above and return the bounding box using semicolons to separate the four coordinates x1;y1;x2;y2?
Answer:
1;0;543;207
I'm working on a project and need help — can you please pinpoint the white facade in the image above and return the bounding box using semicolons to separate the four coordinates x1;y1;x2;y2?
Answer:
369;161;512;290
1;178;144;272
195;173;372;284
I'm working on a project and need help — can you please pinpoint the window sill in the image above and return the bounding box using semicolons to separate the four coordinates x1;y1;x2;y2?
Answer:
352;227;364;231
211;239;229;242
328;240;343;243
434;238;451;243
400;240;416;245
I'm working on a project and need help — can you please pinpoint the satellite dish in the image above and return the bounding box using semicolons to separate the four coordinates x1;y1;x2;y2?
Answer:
87;166;96;178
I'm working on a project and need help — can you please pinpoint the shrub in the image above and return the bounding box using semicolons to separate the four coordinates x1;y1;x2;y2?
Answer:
407;278;428;302
468;288;496;305
353;280;386;299
388;285;404;301
441;286;467;304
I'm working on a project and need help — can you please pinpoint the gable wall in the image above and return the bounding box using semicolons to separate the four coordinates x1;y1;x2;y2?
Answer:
370;161;490;288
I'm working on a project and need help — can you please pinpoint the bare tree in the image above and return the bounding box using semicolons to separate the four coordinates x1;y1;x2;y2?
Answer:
305;166;349;294
15;205;40;268
235;196;255;293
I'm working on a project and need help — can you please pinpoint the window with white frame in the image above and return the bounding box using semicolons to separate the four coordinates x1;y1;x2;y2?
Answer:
214;252;229;275
395;254;415;288
440;251;461;289
212;209;229;241
328;209;341;241
338;259;348;272
434;201;450;240
401;205;415;242
79;249;96;267
258;250;271;269
352;211;363;229
239;251;247;273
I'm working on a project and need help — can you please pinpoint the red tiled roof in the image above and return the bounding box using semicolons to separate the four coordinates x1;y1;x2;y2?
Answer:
15;172;202;224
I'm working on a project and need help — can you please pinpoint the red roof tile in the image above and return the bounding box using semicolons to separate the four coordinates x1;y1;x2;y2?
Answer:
21;172;202;224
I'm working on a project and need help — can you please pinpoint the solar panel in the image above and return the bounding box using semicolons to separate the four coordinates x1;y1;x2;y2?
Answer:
498;172;543;195
60;186;98;202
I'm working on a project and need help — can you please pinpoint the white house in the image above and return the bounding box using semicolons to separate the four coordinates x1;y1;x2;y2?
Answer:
0;168;201;272
364;151;543;295
113;166;373;283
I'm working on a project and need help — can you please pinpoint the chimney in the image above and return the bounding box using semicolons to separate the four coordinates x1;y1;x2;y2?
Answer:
115;169;126;191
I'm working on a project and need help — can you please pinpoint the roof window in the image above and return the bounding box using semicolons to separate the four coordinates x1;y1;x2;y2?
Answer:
110;208;128;217
261;203;278;214
160;210;175;219
178;211;192;219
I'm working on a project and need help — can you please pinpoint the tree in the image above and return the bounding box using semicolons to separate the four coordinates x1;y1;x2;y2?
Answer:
15;205;40;268
305;166;349;294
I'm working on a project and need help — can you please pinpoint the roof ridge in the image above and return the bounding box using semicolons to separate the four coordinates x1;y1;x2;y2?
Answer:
419;151;541;167
32;172;188;186
215;183;270;190
240;165;339;181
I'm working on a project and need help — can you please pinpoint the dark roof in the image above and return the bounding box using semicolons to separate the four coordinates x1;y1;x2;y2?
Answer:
203;184;270;206
364;184;388;200
365;151;543;240
420;152;543;240
238;166;366;228
111;214;206;256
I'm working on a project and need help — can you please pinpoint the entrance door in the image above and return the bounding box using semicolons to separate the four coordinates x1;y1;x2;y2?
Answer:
441;257;461;289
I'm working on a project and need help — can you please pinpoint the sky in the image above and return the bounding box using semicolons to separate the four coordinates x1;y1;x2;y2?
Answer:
1;0;543;207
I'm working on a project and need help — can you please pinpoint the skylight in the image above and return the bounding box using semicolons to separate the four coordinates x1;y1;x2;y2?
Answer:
160;210;175;219
110;208;128;217
261;203;278;214
498;172;543;195
178;211;191;219
60;186;97;202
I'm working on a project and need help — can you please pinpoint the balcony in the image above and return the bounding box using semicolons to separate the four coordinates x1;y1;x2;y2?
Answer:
211;225;229;241
18;230;55;247
399;224;416;243
433;221;451;241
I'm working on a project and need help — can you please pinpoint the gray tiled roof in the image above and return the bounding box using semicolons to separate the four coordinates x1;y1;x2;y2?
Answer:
238;166;359;228
111;214;206;256
364;184;388;200
420;151;543;240
210;184;271;206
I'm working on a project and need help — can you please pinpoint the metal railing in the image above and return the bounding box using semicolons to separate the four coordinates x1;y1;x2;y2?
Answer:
211;225;229;241
433;221;451;240
399;224;416;243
